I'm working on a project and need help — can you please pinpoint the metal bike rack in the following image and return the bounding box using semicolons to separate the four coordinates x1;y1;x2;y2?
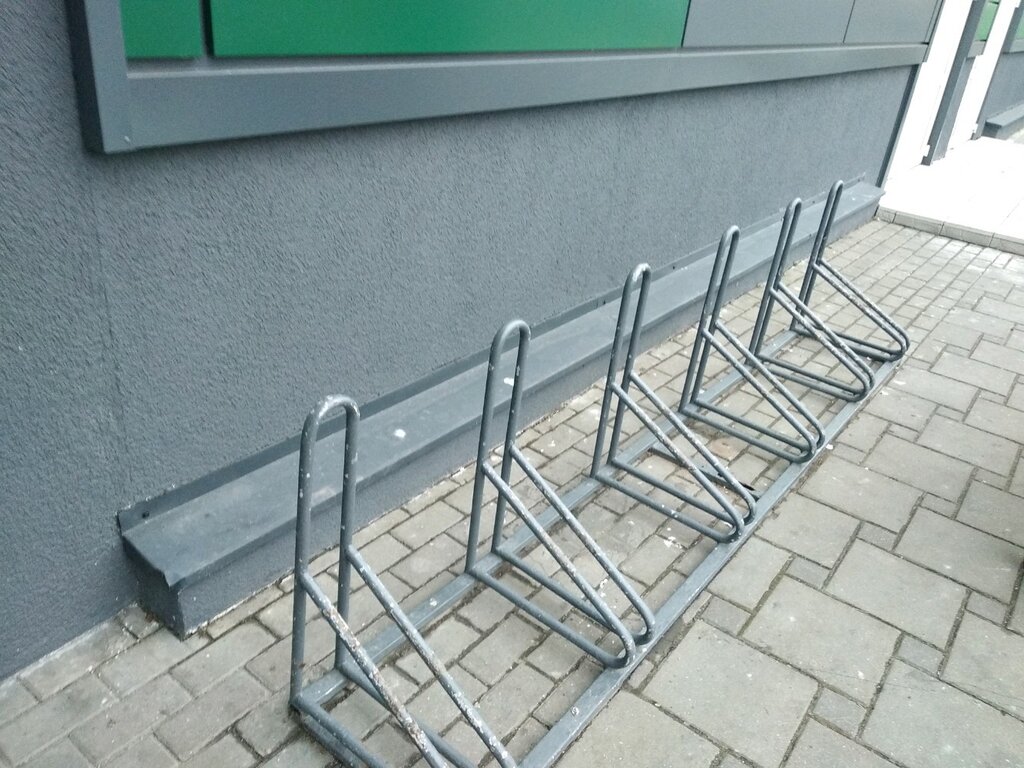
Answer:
291;396;515;768
591;264;755;542
678;227;826;463
787;181;910;364
745;192;880;403
465;321;655;662
290;187;909;767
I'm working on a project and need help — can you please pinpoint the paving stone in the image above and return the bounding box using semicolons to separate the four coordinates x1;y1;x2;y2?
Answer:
181;735;255;768
966;591;1007;623
700;596;749;636
785;557;830;589
975;296;1024;328
927;321;982;351
1010;458;1024;498
858;523;898;550
865;387;936;430
812;688;867;738
20;621;134;699
247;619;335;691
235;692;297;757
477;663;553;739
461;615;540;685
828;541;966;646
407;665;486;733
918;417;1018;477
896;635;944;674
171;623;275;695
359;534;411;572
920;493;957;517
527;632;583;681
205;586;281;639
392;501;463;549
789;720;895;768
70;673;191;762
646;621;816;768
261;738;333;768
973;339;1024;375
709;537;789;610
389;534;464;587
944;613;1024;718
943;305;1015;339
744;578;898;703
18;740;91;768
0;675;113;765
718;757;756;768
966;399;1024;442
557;692;718;768
758;495;859;567
891;368;977;411
117;605;161;640
0;679;36;727
104;736;176;768
864;436;973;502
897;510;1023;601
1009;593;1024;637
156;670;267;760
863;660;1024;768
798;456;919;532
932;353;1016;395
501;716;548;763
397;618;479;684
327;673;416;741
97;628;206;696
958;482;1024;548
535;661;601;727
620;535;685;587
839;412;888;452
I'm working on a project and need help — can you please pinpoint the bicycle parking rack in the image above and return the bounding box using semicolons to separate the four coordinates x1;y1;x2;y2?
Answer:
591;264;755;542
678;227;826;463
290;182;911;767
748;183;908;401
465;321;655;661
786;181;910;364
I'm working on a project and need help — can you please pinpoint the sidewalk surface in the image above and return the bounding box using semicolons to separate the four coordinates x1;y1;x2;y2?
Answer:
1;217;1023;768
879;130;1024;255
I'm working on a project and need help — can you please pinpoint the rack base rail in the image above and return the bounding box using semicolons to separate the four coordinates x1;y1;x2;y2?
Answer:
289;184;908;767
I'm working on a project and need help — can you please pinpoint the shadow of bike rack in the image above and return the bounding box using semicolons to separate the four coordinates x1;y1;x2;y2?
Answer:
289;181;909;767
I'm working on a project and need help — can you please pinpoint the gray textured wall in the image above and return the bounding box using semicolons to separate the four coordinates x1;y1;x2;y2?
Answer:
981;51;1024;120
0;0;912;676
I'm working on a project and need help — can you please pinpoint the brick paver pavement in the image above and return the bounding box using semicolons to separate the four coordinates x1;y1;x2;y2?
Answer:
2;219;1023;768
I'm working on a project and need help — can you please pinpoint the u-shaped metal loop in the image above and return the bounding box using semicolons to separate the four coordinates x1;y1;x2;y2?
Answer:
795;181;911;362
751;195;877;401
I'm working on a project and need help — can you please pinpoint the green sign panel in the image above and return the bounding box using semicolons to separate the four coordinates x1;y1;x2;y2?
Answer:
208;1;691;57
121;0;205;59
